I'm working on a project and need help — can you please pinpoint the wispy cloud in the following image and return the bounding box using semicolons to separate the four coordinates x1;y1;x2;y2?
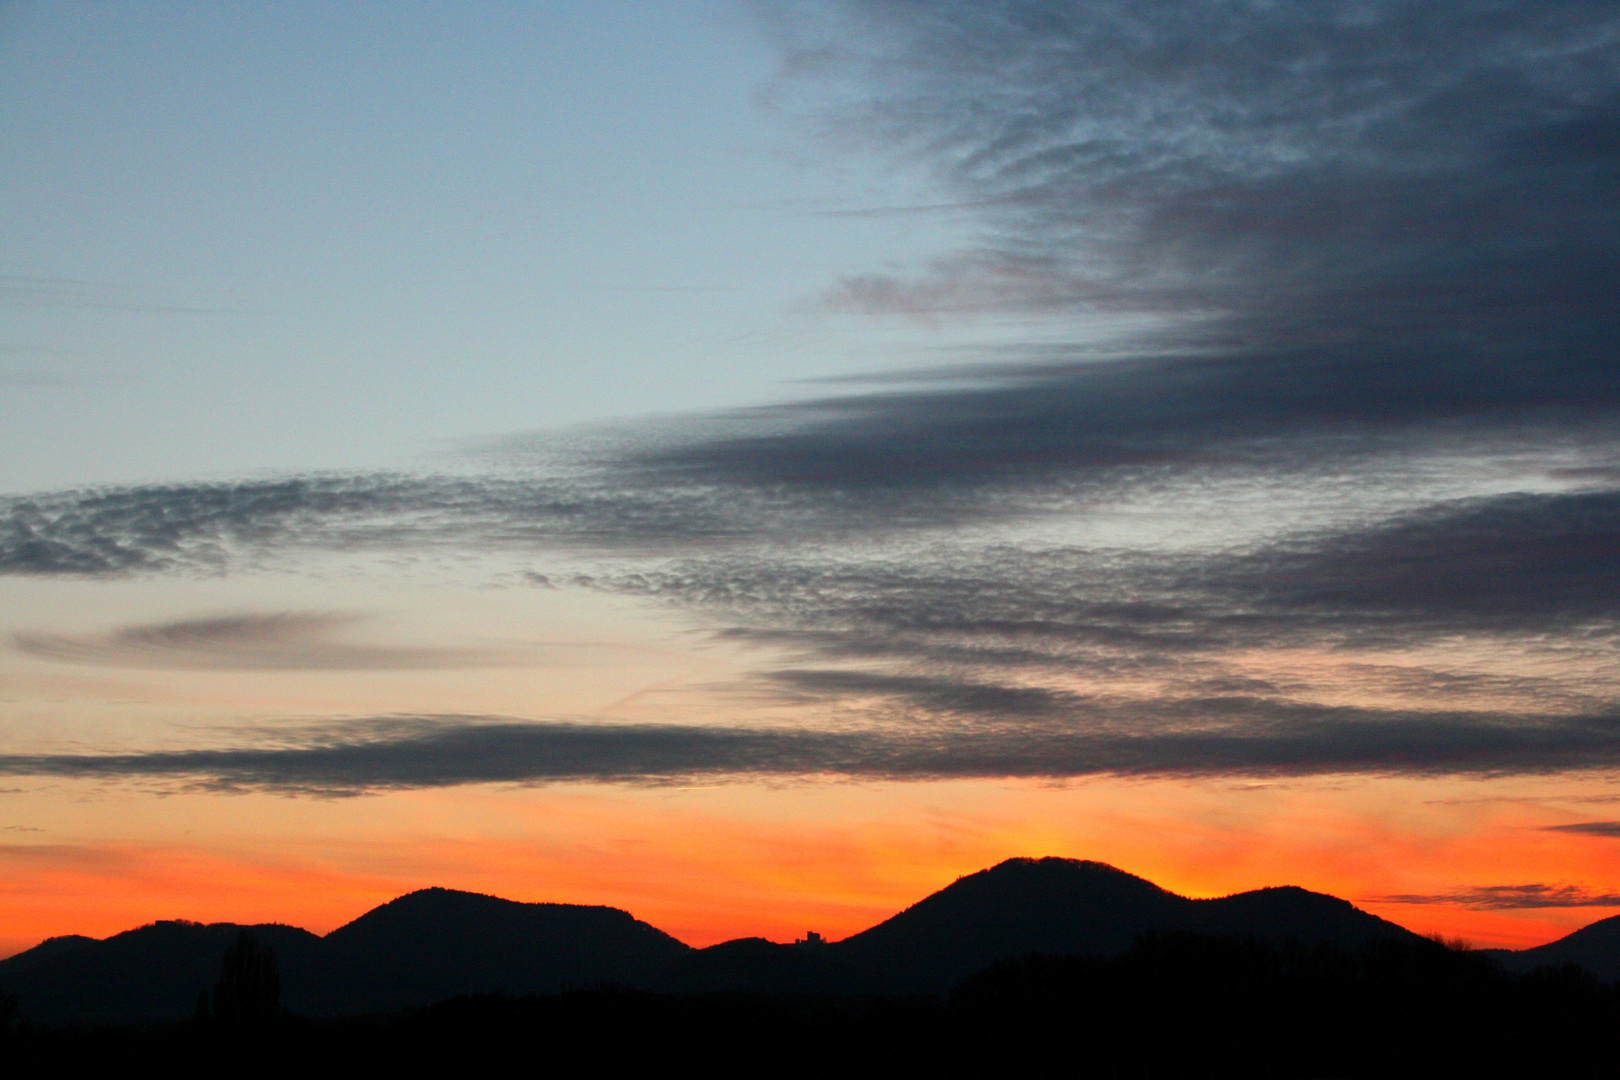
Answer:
1374;884;1620;910
610;488;1620;665
7;479;1619;785
0;704;1618;794
1544;821;1620;838
0;475;775;576
12;613;527;671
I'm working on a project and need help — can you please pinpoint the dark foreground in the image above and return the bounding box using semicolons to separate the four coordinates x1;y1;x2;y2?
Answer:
4;933;1616;1078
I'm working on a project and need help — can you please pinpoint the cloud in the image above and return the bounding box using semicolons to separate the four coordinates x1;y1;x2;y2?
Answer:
12;613;526;671
609;488;1620;670
617;348;1620;498
0;843;141;871
1550;464;1620;485
3;4;1613;540
0;474;786;576
773;1;1620;322
585;488;1620;759
0;477;416;575
1;704;1618;794
1;1;1617;792
0;468;1001;577
1211;490;1620;636
7;480;1617;780
1544;821;1620;838
1374;884;1620;910
663;0;1620;494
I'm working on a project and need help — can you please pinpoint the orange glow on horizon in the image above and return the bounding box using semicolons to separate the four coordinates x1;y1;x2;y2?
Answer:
3;774;1618;961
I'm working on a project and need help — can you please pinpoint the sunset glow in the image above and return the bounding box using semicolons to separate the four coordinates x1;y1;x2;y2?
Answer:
3;0;1618;965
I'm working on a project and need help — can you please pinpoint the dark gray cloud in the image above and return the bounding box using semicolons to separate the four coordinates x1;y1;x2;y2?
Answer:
0;476;424;575
12;613;526;671
0;474;806;576
610;488;1620;669
614;0;1619;492
588;487;1620;760
1374;884;1620;910
1212;489;1620;636
776;0;1620;326
1545;821;1620;838
0;702;1617;794
10;477;1615;658
0;464;1030;576
624;350;1620;493
767;668;1087;719
8;477;1617;780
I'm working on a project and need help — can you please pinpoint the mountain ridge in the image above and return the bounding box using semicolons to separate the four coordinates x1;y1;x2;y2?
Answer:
827;857;1420;990
3;857;1615;1020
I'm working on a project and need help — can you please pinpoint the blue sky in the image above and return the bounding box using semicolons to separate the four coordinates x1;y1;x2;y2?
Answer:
1;0;980;488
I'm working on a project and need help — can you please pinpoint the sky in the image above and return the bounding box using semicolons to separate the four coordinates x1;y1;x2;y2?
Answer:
2;0;1619;957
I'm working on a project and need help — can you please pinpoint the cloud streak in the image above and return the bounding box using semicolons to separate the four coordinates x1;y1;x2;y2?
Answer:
1375;884;1620;910
1545;821;1620;838
612;488;1620;668
672;0;1620;494
12;613;526;671
0;704;1618;794
0;474;782;576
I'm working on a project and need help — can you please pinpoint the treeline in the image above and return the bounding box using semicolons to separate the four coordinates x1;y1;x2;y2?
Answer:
4;931;1616;1078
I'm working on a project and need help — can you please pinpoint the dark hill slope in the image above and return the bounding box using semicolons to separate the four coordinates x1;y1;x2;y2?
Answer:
304;887;692;1013
0;934;97;974
0;890;691;1021
832;858;1187;990
1489;912;1620;981
1190;885;1416;945
0;862;1443;1018
0;921;322;1023
830;858;1418;991
654;937;864;995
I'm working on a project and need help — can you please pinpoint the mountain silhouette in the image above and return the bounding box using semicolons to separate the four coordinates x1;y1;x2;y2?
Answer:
0;890;687;1022
831;858;1184;990
0;934;97;974
3;858;1614;1022
1188;883;1416;943
654;937;865;995
305;887;691;1013
828;858;1418;990
0;921;322;1023
1484;911;1620;981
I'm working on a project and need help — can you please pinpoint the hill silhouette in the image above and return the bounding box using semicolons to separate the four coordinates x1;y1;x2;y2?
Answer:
2;858;1615;1023
829;857;1418;990
1485;911;1620;982
0;889;687;1022
654;937;863;996
306;887;691;1013
1189;883;1415;942
0;935;97;974
0;921;322;1023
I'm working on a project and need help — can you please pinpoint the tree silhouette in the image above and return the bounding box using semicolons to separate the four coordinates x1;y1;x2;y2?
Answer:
209;931;281;1028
